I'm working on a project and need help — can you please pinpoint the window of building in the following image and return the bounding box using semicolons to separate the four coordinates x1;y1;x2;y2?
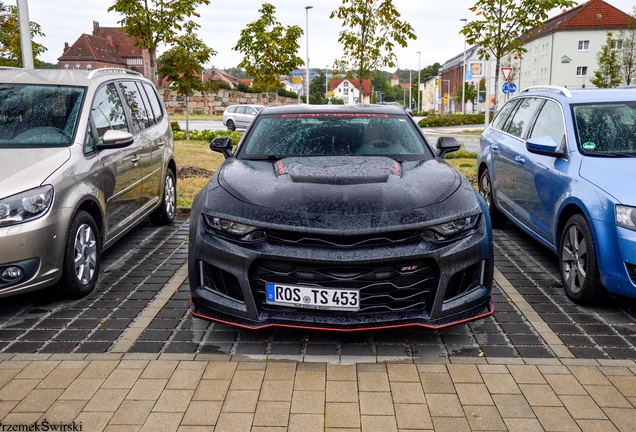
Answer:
613;39;623;50
86;64;92;71
75;64;80;70
344;88;349;95
343;81;348;87
578;40;589;51
576;66;588;76
64;64;69;70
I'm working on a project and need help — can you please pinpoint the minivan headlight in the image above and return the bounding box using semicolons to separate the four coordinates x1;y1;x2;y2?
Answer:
616;205;636;230
422;214;480;240
0;186;54;227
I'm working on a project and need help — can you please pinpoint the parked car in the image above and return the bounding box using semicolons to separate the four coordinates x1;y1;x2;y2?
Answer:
222;104;264;131
189;104;494;331
0;68;176;298
478;85;636;304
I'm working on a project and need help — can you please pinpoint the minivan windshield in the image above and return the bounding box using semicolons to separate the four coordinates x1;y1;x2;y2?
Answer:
572;102;636;156
238;113;433;161
0;84;85;147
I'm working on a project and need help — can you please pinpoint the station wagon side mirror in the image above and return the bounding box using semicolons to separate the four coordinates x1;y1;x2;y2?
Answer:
96;130;135;150
436;136;462;158
210;136;233;159
526;136;565;158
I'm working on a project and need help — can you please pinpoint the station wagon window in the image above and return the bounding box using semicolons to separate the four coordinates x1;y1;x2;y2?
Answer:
117;81;151;133
505;98;544;139
491;99;519;131
245;107;256;115
142;83;164;123
530;100;566;150
236;106;246;114
91;83;129;145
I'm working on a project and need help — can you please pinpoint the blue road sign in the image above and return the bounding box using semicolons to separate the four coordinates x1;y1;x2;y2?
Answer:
478;96;483;102
502;82;510;94
509;83;517;93
465;71;473;81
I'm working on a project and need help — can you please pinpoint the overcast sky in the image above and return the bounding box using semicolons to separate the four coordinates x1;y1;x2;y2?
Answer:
12;0;636;71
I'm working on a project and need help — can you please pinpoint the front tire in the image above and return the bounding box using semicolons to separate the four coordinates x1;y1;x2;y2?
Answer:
59;211;101;298
559;214;602;305
479;168;507;228
226;119;236;131
150;168;176;225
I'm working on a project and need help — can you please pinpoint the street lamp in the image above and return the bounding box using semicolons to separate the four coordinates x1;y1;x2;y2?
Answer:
460;18;467;115
417;51;421;114
305;6;313;104
325;65;329;101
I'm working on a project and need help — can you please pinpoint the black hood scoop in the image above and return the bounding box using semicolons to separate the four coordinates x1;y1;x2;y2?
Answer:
276;156;400;185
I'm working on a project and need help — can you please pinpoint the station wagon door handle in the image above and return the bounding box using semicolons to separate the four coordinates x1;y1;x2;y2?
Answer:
515;156;525;164
491;144;499;150
131;155;140;164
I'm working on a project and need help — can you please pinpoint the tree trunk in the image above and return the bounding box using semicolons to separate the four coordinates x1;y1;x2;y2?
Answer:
149;48;156;85
493;56;501;116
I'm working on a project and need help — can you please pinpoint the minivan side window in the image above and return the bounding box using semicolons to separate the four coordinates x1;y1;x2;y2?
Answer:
236;106;246;114
137;82;156;127
117;81;152;133
530;100;567;151
91;83;129;146
505;98;544;139
491;100;518;131
142;83;164;123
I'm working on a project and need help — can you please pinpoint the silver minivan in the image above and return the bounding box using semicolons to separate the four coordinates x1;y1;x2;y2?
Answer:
0;68;176;298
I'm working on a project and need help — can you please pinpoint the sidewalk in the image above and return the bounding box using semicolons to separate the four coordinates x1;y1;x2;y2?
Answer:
0;353;635;431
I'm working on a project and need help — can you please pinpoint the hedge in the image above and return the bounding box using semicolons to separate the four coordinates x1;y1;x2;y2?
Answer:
418;113;485;127
173;129;243;145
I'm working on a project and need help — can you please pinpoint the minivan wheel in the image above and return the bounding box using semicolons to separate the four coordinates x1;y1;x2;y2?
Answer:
479;168;507;228
59;211;101;298
560;214;603;305
226;119;236;131
150;168;176;225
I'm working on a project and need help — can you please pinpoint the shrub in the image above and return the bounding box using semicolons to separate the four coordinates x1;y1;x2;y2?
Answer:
170;121;181;132
418;113;485;127
173;129;243;145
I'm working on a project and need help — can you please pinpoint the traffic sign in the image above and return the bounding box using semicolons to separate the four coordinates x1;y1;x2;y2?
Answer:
509;83;517;93
465;71;473;81
443;92;448;104
292;76;303;84
501;67;513;82
502;82;510;94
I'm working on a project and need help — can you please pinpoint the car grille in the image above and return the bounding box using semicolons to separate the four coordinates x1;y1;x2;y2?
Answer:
265;230;423;248
249;259;439;314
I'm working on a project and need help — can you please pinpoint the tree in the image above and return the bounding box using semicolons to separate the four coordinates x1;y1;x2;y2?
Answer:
330;0;416;100
618;9;636;85
233;3;304;101
590;32;622;88
309;70;328;104
461;0;575;110
0;4;47;67
453;81;478;107
157;21;215;139
108;0;210;83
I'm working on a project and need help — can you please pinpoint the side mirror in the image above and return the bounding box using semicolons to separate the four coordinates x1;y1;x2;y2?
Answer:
210;136;233;159
436;136;461;158
96;130;134;150
526;136;564;157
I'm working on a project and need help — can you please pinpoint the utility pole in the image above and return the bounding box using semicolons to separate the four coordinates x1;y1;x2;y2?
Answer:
460;18;467;115
17;0;34;69
305;6;313;104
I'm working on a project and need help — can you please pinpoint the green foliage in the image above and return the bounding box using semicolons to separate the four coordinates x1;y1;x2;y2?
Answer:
277;88;298;98
453;82;479;105
330;0;416;95
171;121;182;132
443;148;478;159
206;80;232;92
461;0;575;107
38;61;58;69
418;114;485;127
0;4;47;67
173;129;243;144
236;82;255;93
108;0;210;82
591;32;623;88
233;3;304;93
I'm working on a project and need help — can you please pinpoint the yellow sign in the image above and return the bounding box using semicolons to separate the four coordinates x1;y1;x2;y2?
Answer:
469;62;484;77
328;91;334;98
292;76;303;84
443;93;448;104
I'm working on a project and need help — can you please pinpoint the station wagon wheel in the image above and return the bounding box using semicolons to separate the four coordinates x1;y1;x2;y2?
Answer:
226;119;236;131
150;168;176;225
59;210;101;298
559;214;602;305
478;168;507;228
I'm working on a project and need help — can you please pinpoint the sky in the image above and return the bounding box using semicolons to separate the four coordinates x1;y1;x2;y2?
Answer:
12;0;636;72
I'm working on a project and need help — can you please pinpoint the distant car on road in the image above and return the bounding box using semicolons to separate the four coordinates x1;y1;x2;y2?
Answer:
222;104;264;131
0;68;176;298
478;85;636;304
189;104;494;331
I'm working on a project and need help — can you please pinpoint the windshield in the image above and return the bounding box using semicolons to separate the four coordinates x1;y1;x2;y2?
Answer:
0;84;85;148
238;113;432;161
573;102;636;156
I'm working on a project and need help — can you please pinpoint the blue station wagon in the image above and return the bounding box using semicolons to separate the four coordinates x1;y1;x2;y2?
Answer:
478;85;636;304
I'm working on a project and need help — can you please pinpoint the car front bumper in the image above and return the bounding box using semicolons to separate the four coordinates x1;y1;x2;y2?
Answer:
188;214;494;331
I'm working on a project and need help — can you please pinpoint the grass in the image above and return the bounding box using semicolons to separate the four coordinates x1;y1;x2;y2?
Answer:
174;141;479;207
169;113;223;121
461;129;484;135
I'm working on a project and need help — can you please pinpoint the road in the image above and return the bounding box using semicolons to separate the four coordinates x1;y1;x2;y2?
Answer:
178;120;482;152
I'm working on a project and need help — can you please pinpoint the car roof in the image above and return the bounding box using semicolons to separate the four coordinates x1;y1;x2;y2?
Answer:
513;86;636;105
260;104;409;115
0;68;152;87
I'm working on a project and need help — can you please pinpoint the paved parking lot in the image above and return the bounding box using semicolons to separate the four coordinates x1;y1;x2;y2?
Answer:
1;218;635;361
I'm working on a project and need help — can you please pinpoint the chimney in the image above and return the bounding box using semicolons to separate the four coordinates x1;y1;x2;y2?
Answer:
64;42;69;53
93;21;99;35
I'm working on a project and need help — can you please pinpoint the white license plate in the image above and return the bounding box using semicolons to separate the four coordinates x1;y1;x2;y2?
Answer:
265;283;360;311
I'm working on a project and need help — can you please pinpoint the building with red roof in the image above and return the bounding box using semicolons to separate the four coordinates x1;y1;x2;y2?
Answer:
329;78;372;104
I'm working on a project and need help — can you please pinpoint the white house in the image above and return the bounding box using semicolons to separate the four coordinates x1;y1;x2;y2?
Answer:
329;78;372;104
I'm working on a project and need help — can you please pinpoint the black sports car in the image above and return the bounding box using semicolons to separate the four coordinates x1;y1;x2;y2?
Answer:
188;104;494;331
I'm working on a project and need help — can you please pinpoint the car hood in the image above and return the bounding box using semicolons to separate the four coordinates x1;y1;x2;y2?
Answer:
579;157;636;204
0;147;71;198
197;156;480;233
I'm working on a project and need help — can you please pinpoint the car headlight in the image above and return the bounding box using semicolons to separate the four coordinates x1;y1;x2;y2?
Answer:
422;214;480;240
203;215;264;240
616;205;636;230
0;185;54;227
